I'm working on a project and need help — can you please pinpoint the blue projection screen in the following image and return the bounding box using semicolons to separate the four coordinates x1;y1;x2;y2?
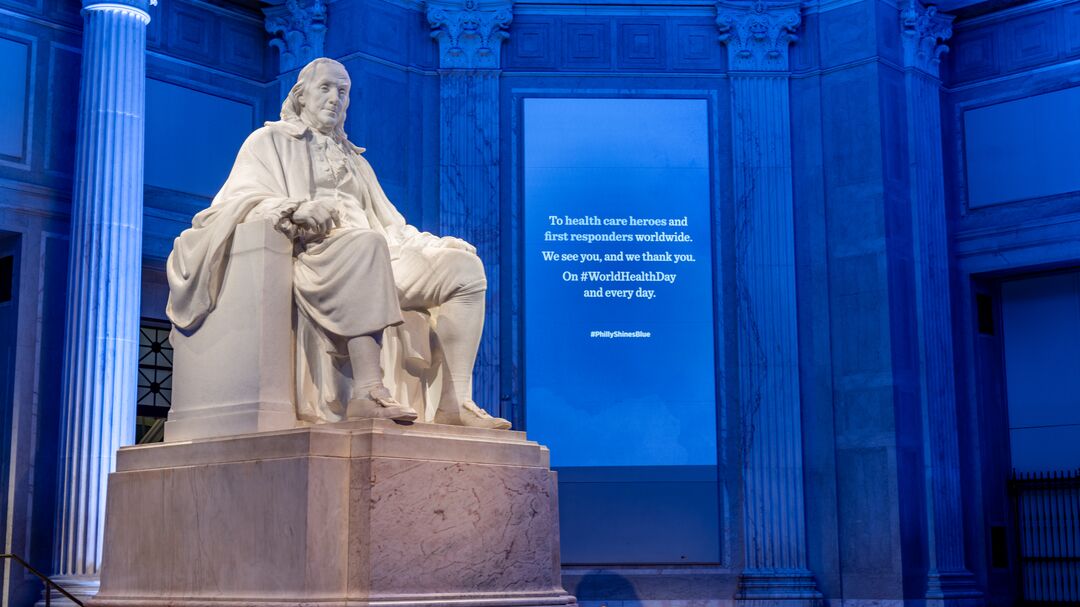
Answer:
523;98;719;563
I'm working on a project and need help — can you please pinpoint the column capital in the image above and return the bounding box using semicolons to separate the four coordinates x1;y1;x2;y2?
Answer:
901;1;953;77
427;0;513;70
264;0;327;73
83;0;155;21
716;0;801;71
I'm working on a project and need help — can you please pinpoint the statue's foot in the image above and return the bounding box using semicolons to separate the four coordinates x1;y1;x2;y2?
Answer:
346;387;418;422
434;400;511;430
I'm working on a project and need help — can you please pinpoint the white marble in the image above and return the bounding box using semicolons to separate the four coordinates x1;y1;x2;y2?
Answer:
92;421;575;607
50;1;152;603
165;58;509;437
166;220;297;441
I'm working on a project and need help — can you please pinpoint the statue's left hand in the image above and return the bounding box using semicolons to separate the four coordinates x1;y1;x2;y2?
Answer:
292;198;339;236
436;236;477;255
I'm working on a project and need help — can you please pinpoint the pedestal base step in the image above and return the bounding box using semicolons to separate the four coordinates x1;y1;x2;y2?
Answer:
91;420;576;607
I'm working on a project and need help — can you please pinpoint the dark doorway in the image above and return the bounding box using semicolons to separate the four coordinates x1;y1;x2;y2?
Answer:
973;269;1080;605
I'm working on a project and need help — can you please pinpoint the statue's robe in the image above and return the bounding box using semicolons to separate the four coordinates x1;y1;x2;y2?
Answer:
166;119;463;422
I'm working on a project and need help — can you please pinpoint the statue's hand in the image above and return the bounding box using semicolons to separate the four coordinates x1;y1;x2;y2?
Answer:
436;236;477;255
292;199;339;235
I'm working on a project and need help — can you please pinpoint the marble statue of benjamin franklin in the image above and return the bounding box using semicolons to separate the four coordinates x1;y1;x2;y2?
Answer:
165;57;511;430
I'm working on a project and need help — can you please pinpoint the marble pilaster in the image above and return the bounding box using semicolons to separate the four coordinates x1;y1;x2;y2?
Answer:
717;2;820;604
50;0;153;603
428;0;512;417
900;3;981;604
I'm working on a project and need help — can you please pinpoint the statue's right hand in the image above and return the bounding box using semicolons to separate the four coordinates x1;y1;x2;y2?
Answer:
292;199;339;234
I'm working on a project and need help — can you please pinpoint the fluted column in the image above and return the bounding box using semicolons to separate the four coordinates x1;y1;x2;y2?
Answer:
428;0;512;417
900;3;981;603
50;0;152;603
717;2;820;604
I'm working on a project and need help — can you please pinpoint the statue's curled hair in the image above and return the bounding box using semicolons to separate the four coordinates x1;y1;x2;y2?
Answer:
280;57;351;142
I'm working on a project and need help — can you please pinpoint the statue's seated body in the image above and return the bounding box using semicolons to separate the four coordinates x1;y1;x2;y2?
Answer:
163;57;509;439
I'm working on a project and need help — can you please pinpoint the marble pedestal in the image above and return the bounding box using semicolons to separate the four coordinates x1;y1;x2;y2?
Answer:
90;420;577;607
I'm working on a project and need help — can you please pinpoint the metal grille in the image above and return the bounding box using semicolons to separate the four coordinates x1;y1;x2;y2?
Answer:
137;320;172;443
1011;470;1080;604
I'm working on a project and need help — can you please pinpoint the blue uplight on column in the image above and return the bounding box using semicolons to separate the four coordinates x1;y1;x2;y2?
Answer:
51;0;153;603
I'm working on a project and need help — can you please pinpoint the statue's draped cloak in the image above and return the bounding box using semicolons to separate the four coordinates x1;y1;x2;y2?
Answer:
166;120;439;422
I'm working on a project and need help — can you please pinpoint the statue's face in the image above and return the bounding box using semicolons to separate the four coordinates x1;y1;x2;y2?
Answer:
298;62;350;134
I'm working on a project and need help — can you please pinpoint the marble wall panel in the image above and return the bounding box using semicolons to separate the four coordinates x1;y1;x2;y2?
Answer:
819;0;877;69
0;34;32;167
364;0;411;64
947;1;1080;85
1003;10;1061;71
221;19;263;75
505;16;723;73
1066;5;1080;56
790;69;844;600
507;18;556;69
874;1;901;66
790;12;819;72
147;0;267;81
356;68;412;211
671;21;724;71
835;447;905;598
327;0;432;69
44;43;78;176
144;79;256;198
820;64;883;189
615;20;664;70
327;0;363;56
963;85;1080;208
949;28;999;82
563;19;611;70
878;68;906;189
0;0;40;14
169;5;214;63
562;568;735;603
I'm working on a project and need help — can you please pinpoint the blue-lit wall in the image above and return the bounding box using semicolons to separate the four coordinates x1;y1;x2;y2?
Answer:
1;0;1079;605
943;5;1080;603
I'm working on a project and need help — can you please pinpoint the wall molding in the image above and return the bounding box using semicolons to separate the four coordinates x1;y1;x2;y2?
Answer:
0;6;76;34
955;0;1076;29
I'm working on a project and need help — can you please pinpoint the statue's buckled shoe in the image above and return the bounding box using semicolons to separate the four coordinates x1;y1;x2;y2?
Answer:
346;387;418;422
434;400;511;430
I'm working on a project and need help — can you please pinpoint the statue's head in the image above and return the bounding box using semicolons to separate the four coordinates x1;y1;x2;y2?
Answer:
281;58;351;140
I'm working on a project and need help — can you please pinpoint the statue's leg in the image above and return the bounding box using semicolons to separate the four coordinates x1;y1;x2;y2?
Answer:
294;228;413;421
434;280;485;406
343;332;417;422
396;248;510;429
346;333;385;397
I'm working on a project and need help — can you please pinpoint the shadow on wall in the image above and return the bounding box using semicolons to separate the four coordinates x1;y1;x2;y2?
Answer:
571;572;641;606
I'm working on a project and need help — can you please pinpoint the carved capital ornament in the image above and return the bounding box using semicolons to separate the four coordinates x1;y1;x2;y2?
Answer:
264;0;328;73
716;0;801;71
901;1;954;77
427;0;513;70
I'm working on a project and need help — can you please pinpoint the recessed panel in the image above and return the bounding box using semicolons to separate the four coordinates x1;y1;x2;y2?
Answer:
0;36;30;162
965;86;1080;207
145;80;254;198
